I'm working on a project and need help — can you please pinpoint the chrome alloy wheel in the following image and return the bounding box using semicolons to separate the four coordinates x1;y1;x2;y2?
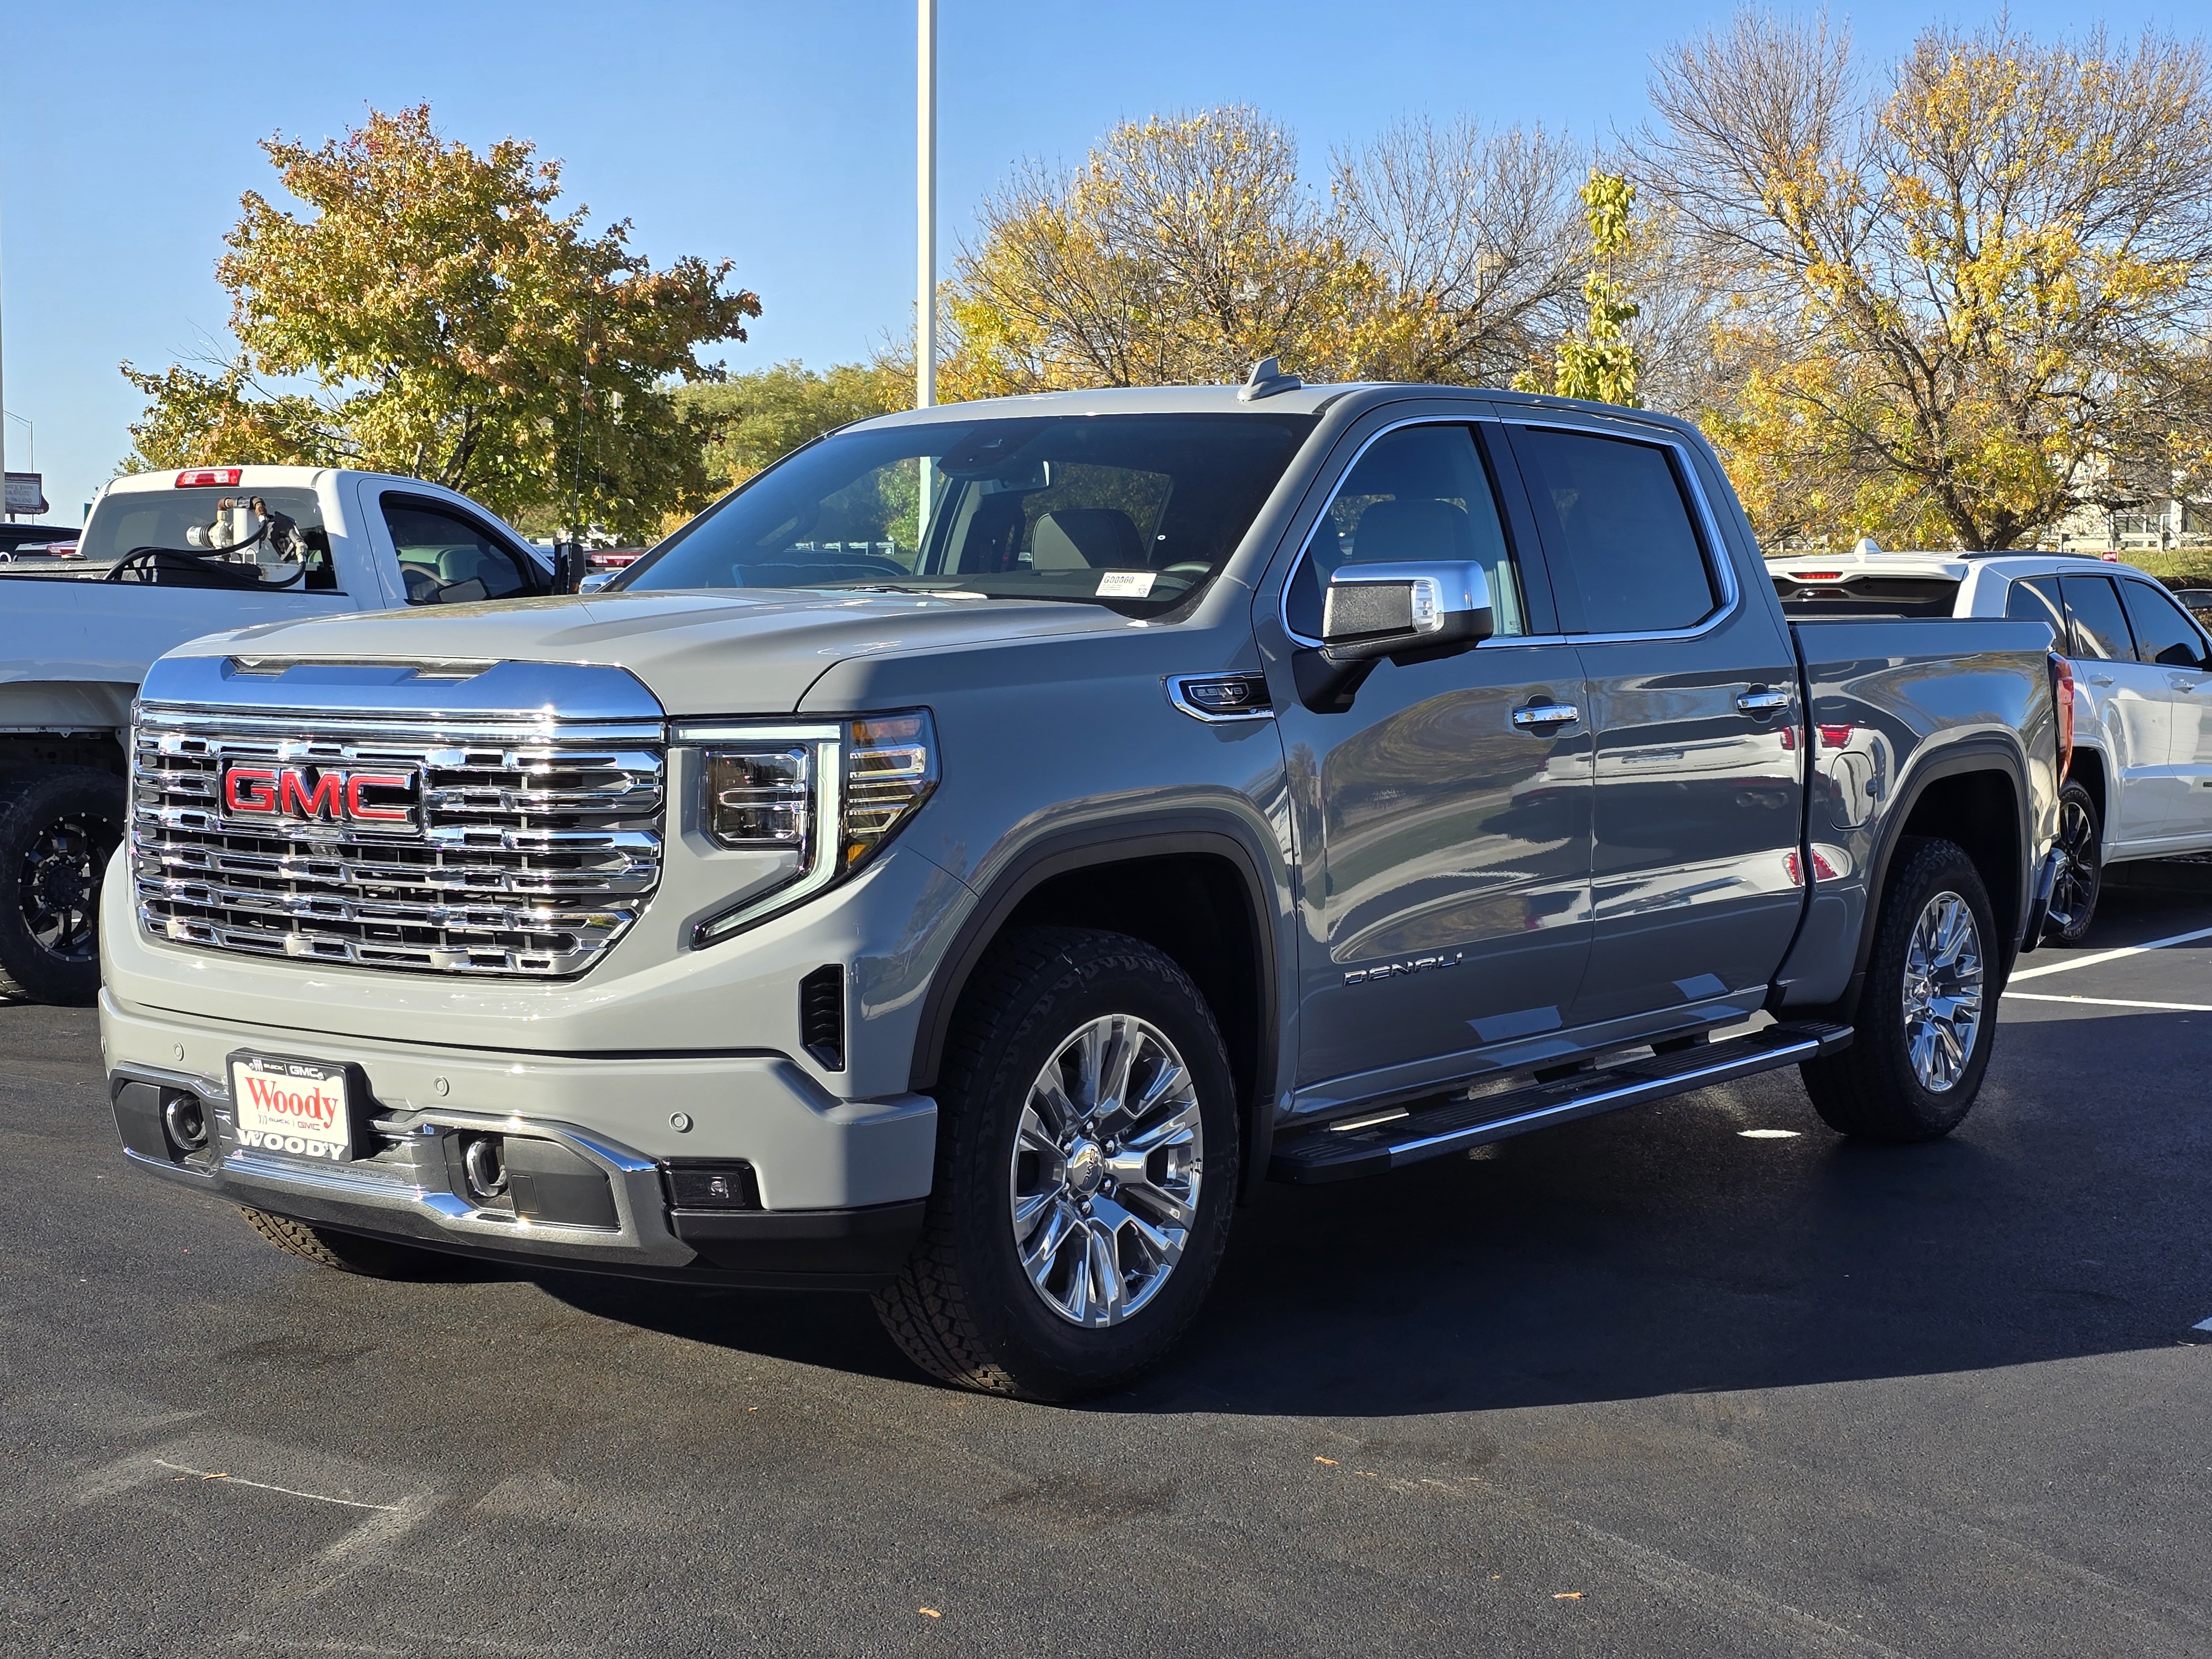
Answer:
1901;890;1984;1093
1008;1014;1203;1327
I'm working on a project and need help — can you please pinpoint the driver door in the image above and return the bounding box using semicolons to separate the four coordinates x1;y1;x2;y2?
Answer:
1263;418;1593;1108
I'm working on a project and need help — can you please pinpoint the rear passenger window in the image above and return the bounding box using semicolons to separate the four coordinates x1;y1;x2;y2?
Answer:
1509;427;1716;633
383;498;538;606
2005;577;2065;639
1287;424;1529;638
2058;575;2135;662
2120;580;2209;668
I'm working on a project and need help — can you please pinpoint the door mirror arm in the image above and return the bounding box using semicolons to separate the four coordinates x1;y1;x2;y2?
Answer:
1294;562;1496;713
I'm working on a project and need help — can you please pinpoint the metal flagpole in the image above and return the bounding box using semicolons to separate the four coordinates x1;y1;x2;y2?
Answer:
917;0;936;413
915;0;937;541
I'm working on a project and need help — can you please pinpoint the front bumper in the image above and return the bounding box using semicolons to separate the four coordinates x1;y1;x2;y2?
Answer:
101;989;935;1288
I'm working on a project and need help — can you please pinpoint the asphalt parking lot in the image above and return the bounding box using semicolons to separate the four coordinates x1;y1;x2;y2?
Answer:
4;888;2209;1659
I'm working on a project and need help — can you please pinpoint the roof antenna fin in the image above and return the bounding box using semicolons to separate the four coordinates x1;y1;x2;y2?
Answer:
1239;357;1302;402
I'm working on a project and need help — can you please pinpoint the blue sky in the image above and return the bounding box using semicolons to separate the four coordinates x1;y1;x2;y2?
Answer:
3;0;2196;525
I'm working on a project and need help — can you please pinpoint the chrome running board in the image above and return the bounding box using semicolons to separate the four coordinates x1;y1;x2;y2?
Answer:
1269;1021;1853;1185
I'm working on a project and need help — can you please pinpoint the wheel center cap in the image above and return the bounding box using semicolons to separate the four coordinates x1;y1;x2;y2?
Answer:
1065;1140;1105;1197
40;864;84;909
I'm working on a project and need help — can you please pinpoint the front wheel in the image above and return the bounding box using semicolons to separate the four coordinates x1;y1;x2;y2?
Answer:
2044;779;2103;946
238;1207;460;1279
873;927;1239;1401
1800;837;1997;1142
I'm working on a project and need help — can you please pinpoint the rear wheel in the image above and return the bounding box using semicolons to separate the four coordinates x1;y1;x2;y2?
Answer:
873;927;1239;1401
0;766;126;1004
238;1207;458;1279
1800;837;1996;1142
2045;780;2103;946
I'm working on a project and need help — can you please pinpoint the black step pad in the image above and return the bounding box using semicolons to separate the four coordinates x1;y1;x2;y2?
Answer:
1270;1022;1850;1185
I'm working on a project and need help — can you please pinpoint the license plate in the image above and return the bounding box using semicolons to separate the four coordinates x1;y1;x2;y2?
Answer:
228;1053;354;1162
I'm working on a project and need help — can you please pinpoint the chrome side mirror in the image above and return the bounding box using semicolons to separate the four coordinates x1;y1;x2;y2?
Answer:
1297;562;1496;712
1321;561;1495;662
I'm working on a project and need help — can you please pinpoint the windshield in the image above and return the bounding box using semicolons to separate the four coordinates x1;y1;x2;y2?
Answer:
619;412;1316;611
82;486;336;589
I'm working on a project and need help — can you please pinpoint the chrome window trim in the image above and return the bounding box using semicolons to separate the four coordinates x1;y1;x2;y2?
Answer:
1275;413;1741;649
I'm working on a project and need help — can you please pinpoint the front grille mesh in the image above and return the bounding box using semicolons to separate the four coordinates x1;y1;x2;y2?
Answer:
131;705;664;977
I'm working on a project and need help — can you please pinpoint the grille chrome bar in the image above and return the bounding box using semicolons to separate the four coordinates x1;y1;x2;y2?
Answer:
131;681;666;979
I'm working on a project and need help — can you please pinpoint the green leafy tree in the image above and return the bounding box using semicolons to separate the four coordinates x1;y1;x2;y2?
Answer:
675;361;910;492
122;105;760;539
1516;170;1644;405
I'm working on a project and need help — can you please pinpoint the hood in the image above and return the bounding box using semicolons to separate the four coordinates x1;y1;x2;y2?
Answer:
171;588;1131;714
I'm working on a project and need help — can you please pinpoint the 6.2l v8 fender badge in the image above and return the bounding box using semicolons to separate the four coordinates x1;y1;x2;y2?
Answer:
1345;951;1463;986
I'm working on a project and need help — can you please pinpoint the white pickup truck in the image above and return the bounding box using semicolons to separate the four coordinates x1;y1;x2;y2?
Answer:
0;464;565;1003
1772;545;2212;940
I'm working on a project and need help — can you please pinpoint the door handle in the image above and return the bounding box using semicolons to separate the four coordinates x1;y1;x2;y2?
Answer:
2088;674;2115;686
1511;703;1580;731
1736;687;1790;714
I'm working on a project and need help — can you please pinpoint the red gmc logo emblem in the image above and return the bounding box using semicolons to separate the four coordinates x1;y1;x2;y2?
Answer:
221;763;421;831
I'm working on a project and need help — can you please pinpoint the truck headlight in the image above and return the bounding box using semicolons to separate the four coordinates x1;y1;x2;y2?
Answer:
685;711;938;947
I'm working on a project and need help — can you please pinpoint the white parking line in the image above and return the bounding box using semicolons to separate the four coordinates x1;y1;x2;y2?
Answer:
2008;924;2212;983
2005;993;2212;1013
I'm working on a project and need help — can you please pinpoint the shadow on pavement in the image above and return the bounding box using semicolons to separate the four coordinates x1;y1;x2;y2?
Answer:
547;1000;2211;1416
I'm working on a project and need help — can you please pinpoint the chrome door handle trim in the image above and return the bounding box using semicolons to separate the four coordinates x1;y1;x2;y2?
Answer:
1511;704;1580;729
1736;688;1790;714
2088;674;2115;686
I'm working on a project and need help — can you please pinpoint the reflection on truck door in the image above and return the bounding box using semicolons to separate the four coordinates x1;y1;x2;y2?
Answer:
1503;424;1803;1029
1275;421;1593;1092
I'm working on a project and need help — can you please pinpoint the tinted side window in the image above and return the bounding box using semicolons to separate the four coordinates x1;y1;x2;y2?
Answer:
2120;580;2209;668
2058;575;2135;662
1510;428;1715;633
384;499;536;606
2005;576;2065;639
1287;424;1529;638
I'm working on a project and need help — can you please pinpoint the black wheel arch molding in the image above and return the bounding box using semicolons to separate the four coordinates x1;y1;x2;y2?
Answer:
905;808;1292;1203
1796;732;2040;1016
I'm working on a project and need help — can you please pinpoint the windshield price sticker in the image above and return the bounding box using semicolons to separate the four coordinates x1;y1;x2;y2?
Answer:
228;1055;354;1162
1096;570;1156;598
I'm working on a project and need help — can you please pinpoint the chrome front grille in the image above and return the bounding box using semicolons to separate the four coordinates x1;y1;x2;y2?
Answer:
131;703;665;978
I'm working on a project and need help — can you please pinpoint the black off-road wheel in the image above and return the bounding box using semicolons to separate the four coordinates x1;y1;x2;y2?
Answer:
0;766;126;1005
873;927;1239;1402
238;1207;459;1280
1800;838;1997;1142
2045;779;2103;946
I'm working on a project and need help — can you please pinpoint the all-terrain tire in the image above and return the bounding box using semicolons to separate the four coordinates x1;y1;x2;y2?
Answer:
0;766;126;1004
238;1207;458;1279
1799;837;1998;1142
873;927;1239;1402
2046;779;2103;946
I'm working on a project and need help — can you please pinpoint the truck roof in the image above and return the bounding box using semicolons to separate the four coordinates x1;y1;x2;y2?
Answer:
842;381;1711;447
100;465;480;497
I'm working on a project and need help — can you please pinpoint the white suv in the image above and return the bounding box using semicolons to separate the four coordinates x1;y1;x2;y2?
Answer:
1773;547;2212;940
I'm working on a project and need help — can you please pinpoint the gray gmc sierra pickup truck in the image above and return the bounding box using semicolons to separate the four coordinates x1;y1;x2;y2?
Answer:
102;374;2063;1399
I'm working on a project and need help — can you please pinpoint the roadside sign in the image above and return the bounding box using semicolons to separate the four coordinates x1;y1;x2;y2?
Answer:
4;472;48;515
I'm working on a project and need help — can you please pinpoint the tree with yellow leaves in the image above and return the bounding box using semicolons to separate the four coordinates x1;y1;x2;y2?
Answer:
942;108;1585;396
1640;15;2212;550
122;105;760;539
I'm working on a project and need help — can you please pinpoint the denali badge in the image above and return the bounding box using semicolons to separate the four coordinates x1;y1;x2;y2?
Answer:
221;763;421;831
1345;951;1463;985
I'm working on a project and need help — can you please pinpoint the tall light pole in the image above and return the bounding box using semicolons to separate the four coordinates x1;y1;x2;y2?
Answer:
916;0;936;413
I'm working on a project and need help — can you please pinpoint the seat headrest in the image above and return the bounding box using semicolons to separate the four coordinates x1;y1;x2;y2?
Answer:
1030;508;1143;570
1350;499;1472;564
